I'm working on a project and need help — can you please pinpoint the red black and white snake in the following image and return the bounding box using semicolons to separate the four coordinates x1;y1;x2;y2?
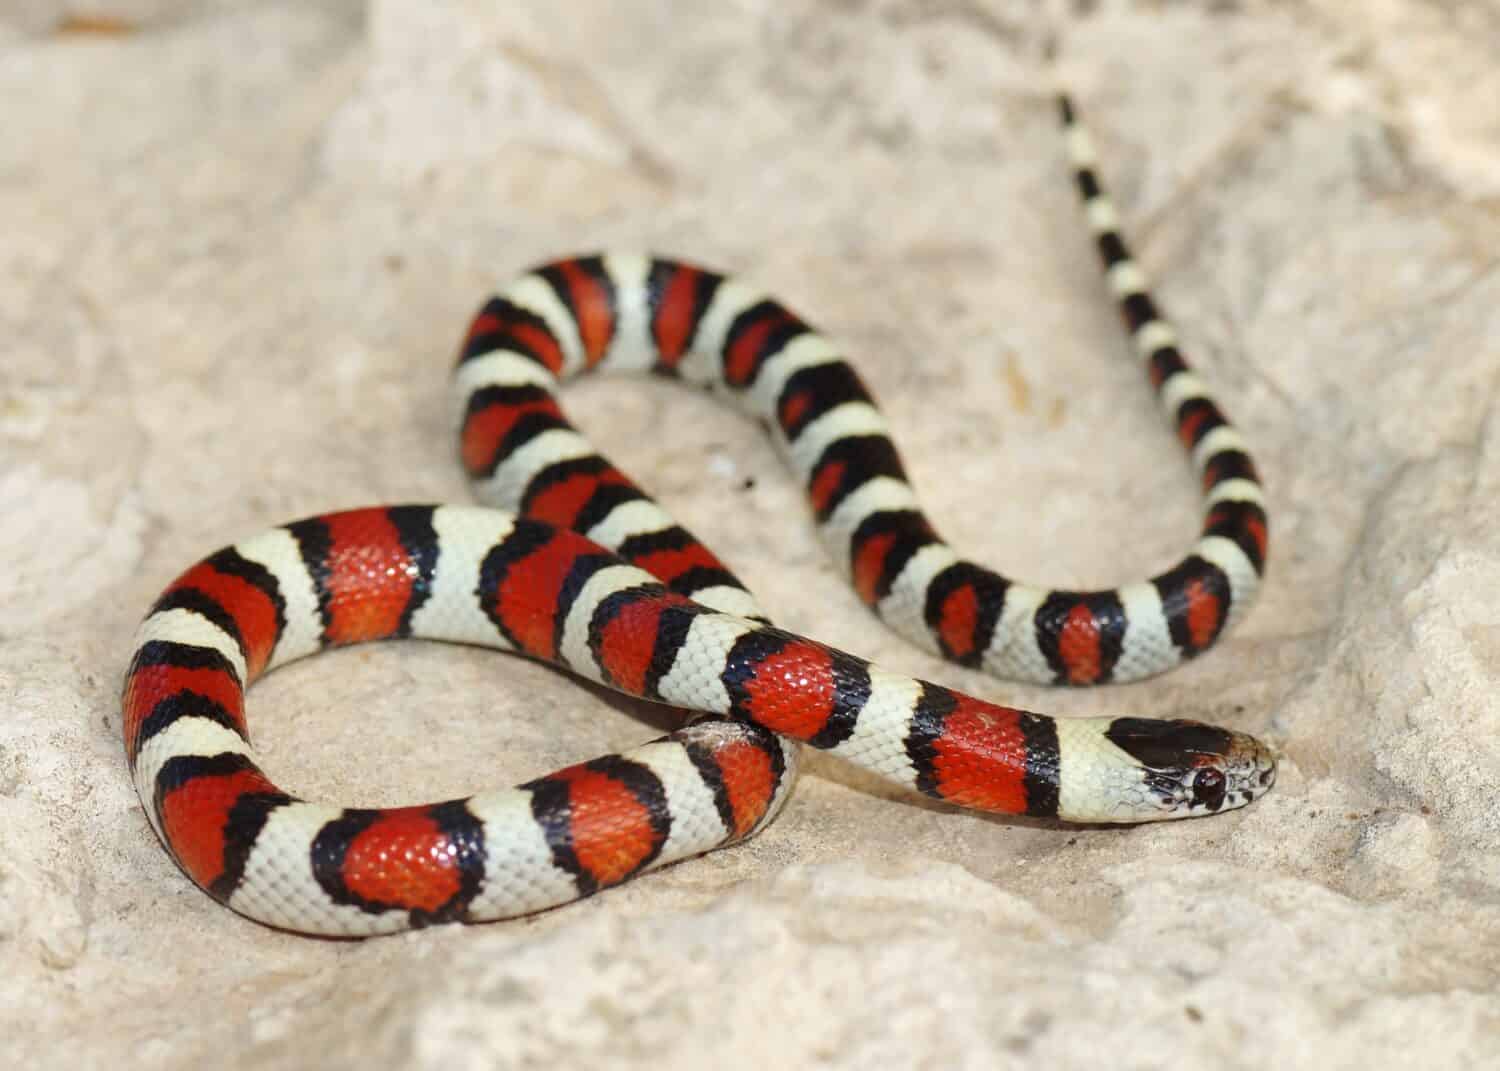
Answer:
122;97;1275;936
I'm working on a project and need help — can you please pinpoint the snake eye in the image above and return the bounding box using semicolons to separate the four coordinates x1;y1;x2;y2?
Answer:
1191;768;1227;810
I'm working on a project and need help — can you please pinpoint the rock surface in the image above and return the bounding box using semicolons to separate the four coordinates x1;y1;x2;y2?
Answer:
4;0;1500;1066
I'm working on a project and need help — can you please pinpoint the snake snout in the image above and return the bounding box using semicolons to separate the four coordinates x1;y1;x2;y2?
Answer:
1228;728;1278;803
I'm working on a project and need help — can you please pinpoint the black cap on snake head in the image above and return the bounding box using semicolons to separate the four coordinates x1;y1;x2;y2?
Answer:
1105;717;1277;819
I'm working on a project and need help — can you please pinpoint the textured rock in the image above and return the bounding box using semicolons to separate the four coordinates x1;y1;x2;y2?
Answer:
4;0;1500;1066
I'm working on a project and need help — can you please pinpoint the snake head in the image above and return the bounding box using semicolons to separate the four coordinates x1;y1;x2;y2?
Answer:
1056;714;1278;822
1101;717;1276;821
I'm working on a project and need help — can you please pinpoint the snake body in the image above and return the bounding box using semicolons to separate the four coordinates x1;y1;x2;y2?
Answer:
122;98;1275;936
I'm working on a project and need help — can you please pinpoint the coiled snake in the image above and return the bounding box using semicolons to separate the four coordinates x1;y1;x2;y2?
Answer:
122;97;1275;936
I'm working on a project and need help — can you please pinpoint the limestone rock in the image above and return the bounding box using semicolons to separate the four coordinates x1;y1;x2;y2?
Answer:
4;1;1499;1066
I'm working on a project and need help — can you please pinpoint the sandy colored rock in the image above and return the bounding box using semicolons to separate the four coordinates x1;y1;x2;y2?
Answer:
4;0;1500;1066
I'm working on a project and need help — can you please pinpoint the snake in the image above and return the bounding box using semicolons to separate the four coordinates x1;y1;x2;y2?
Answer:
121;96;1275;936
